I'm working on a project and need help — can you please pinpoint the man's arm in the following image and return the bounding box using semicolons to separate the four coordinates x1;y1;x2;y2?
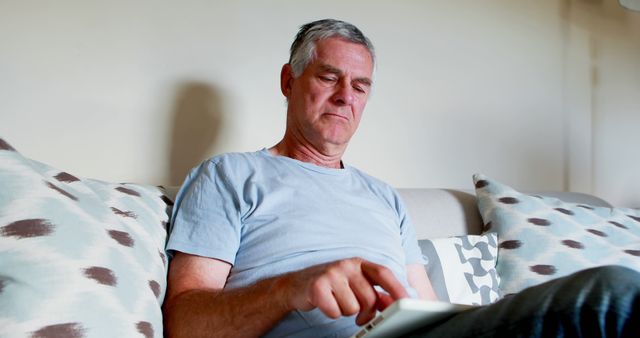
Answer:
163;252;410;338
163;252;290;338
406;263;438;300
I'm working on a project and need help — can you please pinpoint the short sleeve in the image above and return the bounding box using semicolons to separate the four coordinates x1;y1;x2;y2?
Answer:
166;159;241;265
397;195;426;265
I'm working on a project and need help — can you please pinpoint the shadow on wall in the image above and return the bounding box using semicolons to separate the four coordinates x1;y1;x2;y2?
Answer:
168;82;225;186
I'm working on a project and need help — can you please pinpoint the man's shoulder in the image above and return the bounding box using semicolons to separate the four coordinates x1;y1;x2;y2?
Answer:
200;149;267;169
205;149;265;164
189;150;268;180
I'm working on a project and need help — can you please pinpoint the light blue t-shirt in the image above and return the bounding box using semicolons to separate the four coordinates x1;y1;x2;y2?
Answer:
167;149;425;338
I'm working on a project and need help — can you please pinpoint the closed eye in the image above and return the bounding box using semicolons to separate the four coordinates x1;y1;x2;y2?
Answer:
353;85;366;93
319;75;337;83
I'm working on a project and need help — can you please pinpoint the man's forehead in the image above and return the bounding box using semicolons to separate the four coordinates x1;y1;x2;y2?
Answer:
311;39;373;78
314;37;373;61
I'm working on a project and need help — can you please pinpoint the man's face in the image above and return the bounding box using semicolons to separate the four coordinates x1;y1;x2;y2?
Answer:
282;37;374;152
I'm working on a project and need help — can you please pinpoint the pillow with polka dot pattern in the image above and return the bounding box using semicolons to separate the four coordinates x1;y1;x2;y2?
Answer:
0;138;173;338
473;173;640;296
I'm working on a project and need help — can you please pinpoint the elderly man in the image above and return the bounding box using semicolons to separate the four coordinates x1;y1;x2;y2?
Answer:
164;19;640;338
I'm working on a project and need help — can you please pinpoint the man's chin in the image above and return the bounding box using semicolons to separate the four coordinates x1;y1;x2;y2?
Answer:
321;135;352;150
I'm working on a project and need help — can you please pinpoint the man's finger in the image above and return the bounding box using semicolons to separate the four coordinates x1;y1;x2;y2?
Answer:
332;279;360;316
360;261;409;301
376;291;395;311
350;272;381;325
350;272;379;308
310;280;343;319
355;301;378;326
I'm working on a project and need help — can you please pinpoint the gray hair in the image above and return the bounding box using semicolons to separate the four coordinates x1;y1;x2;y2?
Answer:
289;19;375;77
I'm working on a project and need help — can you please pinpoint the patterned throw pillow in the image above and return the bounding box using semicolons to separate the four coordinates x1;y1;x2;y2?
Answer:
418;233;501;305
0;138;173;338
473;173;640;295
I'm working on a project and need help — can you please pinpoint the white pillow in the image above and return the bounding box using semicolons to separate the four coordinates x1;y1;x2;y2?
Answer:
418;233;501;305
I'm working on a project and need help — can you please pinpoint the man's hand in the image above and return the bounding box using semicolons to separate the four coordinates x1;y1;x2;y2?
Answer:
280;257;409;325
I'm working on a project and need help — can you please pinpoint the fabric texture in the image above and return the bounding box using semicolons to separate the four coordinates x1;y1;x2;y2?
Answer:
0;138;172;338
418;233;501;305
167;149;424;338
473;173;640;295
405;265;640;338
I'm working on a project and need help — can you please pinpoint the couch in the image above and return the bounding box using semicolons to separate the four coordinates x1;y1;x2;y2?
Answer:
2;138;639;338
398;188;611;239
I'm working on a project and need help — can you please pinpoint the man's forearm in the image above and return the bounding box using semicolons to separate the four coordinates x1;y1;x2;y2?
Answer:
164;257;409;337
163;275;291;338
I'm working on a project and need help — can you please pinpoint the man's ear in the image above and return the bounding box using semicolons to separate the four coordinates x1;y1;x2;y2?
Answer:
280;64;294;97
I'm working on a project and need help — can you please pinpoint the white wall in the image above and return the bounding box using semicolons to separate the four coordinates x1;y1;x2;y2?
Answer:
1;0;639;207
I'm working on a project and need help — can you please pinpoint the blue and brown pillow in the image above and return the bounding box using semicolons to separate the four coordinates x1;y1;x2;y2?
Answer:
473;173;640;295
0;138;173;338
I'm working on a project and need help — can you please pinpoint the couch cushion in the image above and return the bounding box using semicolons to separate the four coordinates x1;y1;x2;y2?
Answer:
0;139;172;337
398;189;484;239
418;233;501;305
474;173;640;295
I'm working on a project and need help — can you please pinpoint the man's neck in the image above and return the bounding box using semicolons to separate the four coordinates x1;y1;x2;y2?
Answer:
269;138;345;169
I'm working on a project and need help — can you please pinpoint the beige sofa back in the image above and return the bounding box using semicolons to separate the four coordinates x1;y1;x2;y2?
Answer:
398;188;611;240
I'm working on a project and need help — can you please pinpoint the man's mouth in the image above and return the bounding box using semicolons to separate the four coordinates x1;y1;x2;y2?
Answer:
324;113;349;121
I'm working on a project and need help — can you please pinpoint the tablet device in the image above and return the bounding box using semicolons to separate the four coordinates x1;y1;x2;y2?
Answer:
350;298;474;338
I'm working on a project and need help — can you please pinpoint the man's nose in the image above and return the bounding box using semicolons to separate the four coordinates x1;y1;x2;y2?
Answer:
331;81;354;106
